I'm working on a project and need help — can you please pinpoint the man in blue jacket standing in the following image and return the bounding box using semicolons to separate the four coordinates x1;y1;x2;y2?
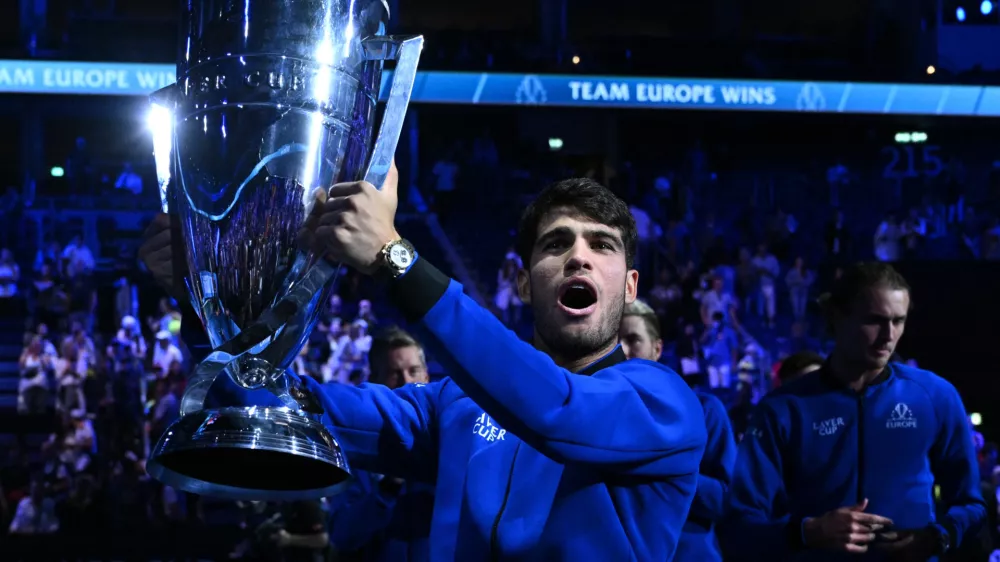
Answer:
140;167;707;561
326;327;433;562
620;299;736;561
725;262;985;561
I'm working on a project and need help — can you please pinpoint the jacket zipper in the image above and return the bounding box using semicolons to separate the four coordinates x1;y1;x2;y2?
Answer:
856;393;866;504
490;443;521;561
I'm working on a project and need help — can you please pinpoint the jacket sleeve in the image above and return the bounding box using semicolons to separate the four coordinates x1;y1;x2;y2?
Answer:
327;472;398;553
303;376;444;482
688;394;737;522
207;374;443;481
723;401;801;561
930;381;987;547
388;259;706;477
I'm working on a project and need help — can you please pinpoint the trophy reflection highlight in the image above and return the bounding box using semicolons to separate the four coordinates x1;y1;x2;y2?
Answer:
145;0;422;500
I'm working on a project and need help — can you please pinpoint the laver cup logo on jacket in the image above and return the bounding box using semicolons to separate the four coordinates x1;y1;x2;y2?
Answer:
812;417;846;436
473;412;507;443
887;402;918;429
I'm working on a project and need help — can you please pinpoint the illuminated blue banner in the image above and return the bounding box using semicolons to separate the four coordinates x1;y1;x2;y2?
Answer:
0;59;998;117
0;60;175;95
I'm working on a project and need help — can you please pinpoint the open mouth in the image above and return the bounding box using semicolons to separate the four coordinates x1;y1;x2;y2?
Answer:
559;279;598;312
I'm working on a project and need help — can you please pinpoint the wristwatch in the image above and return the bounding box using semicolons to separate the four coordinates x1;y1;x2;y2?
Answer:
378;238;417;279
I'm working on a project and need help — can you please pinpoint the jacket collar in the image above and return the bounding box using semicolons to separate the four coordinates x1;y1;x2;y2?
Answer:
819;359;893;392
578;345;628;376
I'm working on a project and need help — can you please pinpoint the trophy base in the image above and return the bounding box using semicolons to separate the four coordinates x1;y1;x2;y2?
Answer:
146;406;350;501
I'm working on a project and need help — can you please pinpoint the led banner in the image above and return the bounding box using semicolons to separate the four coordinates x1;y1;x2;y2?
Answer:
1;59;998;117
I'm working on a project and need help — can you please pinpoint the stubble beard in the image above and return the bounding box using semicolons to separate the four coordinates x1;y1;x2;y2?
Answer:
533;287;624;363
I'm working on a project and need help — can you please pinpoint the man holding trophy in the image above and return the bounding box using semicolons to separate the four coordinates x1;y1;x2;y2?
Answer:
139;0;707;559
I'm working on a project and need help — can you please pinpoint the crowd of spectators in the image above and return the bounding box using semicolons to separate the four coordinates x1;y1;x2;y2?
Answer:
0;227;393;557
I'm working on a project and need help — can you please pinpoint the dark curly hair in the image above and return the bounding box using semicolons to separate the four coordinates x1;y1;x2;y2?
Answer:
514;178;637;269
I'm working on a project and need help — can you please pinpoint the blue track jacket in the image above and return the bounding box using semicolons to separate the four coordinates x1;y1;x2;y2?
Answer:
327;470;433;562
674;392;737;561
294;259;708;560
724;362;985;561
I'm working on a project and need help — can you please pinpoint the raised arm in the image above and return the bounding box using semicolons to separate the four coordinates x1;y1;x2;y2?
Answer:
388;259;706;477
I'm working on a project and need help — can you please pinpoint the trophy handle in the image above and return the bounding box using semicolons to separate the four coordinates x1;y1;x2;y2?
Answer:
362;35;424;189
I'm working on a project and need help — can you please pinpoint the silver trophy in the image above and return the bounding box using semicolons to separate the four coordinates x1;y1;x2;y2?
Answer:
144;0;422;500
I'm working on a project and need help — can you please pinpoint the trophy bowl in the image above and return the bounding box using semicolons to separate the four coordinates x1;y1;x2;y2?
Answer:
144;0;422;500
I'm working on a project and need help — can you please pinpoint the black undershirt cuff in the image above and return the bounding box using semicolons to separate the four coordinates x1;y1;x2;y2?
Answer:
387;257;450;323
786;518;806;550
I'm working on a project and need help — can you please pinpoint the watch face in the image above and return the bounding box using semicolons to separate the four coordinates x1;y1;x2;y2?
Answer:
389;244;412;268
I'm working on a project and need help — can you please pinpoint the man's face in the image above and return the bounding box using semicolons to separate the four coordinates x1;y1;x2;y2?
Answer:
377;345;428;390
517;209;638;362
834;286;909;372
619;315;663;362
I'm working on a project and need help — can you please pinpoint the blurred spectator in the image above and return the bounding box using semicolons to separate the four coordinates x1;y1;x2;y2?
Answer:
28;263;66;331
63;410;96;473
108;316;146;364
68;326;96;379
33;241;62;275
701;312;739;390
113;162;143;196
331;320;372;384
18;335;52;414
35;324;58;360
113;275;139;329
66;268;97;333
700;276;738;328
495;256;522;328
8;480;59;535
55;340;86;416
357;298;378;328
148;297;181;337
328;294;342;317
824;210;850;264
0;248;20;299
61;235;95;277
734;248;757;316
751;244;779;328
151;331;182;379
673;322;701;385
784;257;816;322
873;213;901;262
619;300;664;363
148;378;181;444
